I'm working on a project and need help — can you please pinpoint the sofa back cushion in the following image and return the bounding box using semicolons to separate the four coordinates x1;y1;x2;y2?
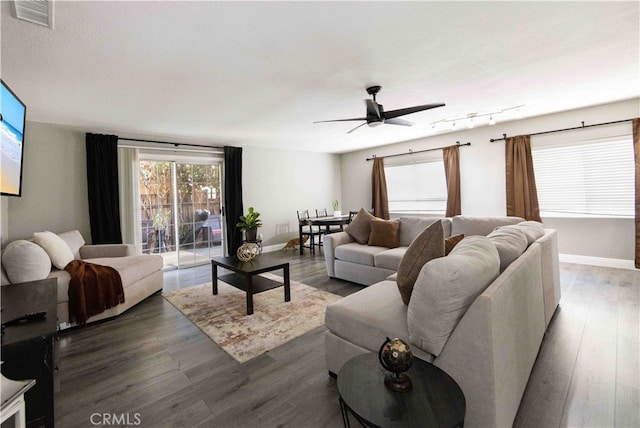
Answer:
344;208;377;244
368;218;400;248
407;236;500;357
57;230;86;260
486;225;529;272
514;221;545;245
398;217;450;246
396;220;444;305
2;240;52;284
451;215;524;237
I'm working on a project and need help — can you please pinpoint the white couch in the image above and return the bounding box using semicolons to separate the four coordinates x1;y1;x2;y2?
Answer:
1;230;163;328
324;216;561;428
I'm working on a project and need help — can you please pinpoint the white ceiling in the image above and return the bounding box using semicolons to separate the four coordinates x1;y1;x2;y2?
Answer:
1;1;638;154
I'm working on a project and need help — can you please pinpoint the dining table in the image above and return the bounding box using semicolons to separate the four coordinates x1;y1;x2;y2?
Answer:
299;214;350;255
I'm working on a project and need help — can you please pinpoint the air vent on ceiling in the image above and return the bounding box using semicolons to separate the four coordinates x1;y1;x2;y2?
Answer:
12;0;54;29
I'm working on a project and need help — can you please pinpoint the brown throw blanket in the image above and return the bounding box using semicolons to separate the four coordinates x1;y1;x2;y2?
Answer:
65;260;125;325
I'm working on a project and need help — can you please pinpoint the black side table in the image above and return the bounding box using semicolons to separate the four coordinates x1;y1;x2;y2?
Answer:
337;353;465;428
1;278;57;428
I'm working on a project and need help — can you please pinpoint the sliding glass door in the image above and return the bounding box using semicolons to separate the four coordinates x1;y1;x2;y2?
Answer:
139;158;223;269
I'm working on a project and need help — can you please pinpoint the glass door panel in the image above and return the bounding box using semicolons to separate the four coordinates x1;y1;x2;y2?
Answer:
139;159;223;269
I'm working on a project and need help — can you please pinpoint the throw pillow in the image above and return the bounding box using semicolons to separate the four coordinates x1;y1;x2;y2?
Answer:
1;240;52;283
33;231;74;269
445;234;464;255
407;236;500;357
344;208;376;244
396;220;444;305
367;219;400;248
57;230;86;260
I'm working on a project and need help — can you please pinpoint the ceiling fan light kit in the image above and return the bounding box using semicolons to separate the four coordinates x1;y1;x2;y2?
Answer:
314;86;445;133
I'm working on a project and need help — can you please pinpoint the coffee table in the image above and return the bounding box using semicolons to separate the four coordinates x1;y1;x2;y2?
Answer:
211;254;290;315
337;353;466;428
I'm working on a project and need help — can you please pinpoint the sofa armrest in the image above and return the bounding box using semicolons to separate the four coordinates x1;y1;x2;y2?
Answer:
323;231;354;277
80;244;135;259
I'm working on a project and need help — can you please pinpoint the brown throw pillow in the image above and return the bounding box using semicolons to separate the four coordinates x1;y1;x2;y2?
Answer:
445;234;464;255
368;219;400;248
344;208;376;244
396;220;445;305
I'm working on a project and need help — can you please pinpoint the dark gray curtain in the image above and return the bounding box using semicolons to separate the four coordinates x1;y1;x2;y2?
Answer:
86;133;122;244
224;146;244;255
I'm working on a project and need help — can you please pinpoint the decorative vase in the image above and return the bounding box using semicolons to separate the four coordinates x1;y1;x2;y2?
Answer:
334;210;342;217
378;337;414;392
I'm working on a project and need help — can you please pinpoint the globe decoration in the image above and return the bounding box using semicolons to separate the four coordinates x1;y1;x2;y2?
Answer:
378;337;414;392
237;242;260;261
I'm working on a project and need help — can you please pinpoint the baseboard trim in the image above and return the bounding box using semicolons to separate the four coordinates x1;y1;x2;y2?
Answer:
559;254;636;270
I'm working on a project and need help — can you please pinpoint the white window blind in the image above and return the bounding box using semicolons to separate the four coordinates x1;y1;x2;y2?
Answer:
532;138;634;217
384;160;447;214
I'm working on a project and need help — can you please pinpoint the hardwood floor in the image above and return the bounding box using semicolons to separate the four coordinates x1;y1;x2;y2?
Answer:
54;251;639;427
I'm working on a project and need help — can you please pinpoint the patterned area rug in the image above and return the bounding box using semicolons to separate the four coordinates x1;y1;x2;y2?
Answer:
163;273;342;363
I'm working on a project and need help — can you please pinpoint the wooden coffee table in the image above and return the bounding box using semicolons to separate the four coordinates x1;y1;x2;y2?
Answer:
211;254;290;315
337;353;466;427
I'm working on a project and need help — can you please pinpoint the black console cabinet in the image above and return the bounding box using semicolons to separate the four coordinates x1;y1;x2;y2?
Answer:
1;278;57;428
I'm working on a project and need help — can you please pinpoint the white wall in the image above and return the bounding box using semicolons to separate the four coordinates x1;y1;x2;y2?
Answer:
340;98;640;260
3;122;90;244
0;121;341;248
243;146;341;245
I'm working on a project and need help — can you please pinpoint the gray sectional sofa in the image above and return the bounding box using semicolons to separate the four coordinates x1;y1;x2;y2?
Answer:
323;216;561;428
1;230;163;328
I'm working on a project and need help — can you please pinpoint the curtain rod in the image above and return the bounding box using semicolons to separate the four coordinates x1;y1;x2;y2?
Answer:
489;119;633;142
118;137;222;150
366;141;470;161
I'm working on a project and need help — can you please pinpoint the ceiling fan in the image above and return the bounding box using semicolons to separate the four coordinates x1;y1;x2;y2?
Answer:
314;86;445;133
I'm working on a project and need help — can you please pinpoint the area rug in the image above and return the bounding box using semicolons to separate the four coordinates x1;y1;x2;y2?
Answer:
162;273;342;363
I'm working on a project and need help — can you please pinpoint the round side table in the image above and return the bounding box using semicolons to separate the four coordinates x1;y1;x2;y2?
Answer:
337;353;465;428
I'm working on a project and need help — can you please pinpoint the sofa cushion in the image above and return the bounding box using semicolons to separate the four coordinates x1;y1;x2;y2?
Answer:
324;280;437;361
33;231;74;269
487;225;529;272
515;221;545;245
368;218;400;248
57;230;86;260
334;243;387;267
407;236;500;357
396;220;445;305
445;233;464;255
398;217;449;246
451;215;524;237
344;208;376;244
85;255;163;287
2;240;52;284
374;247;407;271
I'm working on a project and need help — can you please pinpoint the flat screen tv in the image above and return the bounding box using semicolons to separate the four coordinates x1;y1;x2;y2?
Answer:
1;79;27;197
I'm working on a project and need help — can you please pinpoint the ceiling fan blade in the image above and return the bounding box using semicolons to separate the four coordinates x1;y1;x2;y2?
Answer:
313;117;367;124
366;99;381;120
383;103;445;120
385;118;413;127
347;122;367;134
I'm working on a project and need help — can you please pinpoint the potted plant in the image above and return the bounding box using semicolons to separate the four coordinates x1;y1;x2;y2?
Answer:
152;210;170;253
236;207;263;242
332;199;341;217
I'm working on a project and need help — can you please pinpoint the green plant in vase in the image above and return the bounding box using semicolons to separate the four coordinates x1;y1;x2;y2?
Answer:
236;207;263;242
332;199;341;217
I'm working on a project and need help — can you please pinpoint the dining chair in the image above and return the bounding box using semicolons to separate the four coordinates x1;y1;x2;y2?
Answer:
316;208;343;233
297;210;322;253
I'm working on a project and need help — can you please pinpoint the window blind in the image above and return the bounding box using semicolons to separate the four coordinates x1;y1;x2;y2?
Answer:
532;138;634;217
385;161;447;214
